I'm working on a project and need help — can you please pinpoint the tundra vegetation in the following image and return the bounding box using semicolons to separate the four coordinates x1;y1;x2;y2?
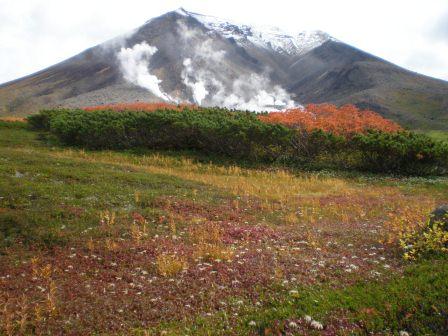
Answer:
0;105;447;335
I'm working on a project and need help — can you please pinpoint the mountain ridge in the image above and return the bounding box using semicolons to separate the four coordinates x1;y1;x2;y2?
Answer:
1;8;447;129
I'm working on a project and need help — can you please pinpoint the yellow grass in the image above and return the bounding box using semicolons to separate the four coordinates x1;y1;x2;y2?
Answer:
48;149;355;203
193;243;234;262
10;147;441;229
156;254;187;277
0;117;26;122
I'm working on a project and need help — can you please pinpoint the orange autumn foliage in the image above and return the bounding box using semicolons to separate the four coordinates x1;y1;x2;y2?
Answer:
0;117;26;123
83;102;196;112
259;104;402;136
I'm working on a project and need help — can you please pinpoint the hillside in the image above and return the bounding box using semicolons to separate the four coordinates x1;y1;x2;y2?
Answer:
287;41;448;129
0;8;447;129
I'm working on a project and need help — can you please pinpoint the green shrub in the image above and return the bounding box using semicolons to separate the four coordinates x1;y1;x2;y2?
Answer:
29;108;448;176
40;108;293;162
27;109;62;131
351;131;448;175
400;220;448;260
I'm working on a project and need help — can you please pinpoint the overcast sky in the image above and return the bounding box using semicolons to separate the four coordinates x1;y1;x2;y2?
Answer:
1;0;447;84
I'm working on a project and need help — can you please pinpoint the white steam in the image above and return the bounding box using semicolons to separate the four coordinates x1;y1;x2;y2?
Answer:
182;58;209;104
117;42;174;101
178;22;296;111
211;74;295;112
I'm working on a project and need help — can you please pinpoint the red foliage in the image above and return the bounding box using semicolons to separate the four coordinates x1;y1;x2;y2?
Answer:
83;102;196;112
259;104;402;136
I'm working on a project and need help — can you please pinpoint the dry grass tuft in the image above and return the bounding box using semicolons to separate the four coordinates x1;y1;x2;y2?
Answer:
99;210;116;227
189;222;233;261
193;243;234;262
130;214;149;243
156;254;187;277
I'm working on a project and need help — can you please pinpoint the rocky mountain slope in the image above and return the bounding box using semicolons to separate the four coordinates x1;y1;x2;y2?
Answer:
1;8;447;129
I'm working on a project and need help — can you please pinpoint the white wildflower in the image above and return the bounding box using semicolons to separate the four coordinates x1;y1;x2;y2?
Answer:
288;321;298;328
248;321;257;327
310;320;324;330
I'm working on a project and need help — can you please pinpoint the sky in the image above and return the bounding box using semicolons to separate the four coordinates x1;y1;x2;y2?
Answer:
0;0;447;84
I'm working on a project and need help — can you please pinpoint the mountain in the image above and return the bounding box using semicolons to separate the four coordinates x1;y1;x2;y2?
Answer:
1;8;447;129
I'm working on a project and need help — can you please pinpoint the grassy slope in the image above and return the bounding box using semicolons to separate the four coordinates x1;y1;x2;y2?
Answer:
0;123;226;248
387;89;448;131
419;130;448;143
1;122;447;335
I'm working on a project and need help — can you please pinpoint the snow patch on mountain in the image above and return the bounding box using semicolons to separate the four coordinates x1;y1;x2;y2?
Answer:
176;8;332;55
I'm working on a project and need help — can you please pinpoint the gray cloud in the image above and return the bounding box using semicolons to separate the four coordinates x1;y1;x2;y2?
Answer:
432;11;448;42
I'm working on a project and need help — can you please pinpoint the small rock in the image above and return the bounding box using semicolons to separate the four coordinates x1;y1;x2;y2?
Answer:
430;205;448;231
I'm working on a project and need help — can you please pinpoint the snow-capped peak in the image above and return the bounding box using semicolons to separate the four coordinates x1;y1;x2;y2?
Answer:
174;7;190;17
176;8;333;56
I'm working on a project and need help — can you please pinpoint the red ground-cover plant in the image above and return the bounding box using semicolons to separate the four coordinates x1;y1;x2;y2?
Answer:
259;104;402;136
83;102;196;112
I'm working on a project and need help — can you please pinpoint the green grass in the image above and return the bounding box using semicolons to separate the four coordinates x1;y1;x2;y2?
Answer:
418;130;448;143
157;259;448;335
250;259;448;335
0;125;231;250
391;89;448;131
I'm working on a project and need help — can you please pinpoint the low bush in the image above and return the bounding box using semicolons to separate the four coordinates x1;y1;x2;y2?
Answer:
27;107;448;176
259;104;402;136
27;109;61;131
383;202;448;260
28;108;293;162
351;131;448;174
400;221;448;260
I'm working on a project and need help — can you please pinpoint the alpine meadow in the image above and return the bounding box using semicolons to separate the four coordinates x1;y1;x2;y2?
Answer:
1;3;448;336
